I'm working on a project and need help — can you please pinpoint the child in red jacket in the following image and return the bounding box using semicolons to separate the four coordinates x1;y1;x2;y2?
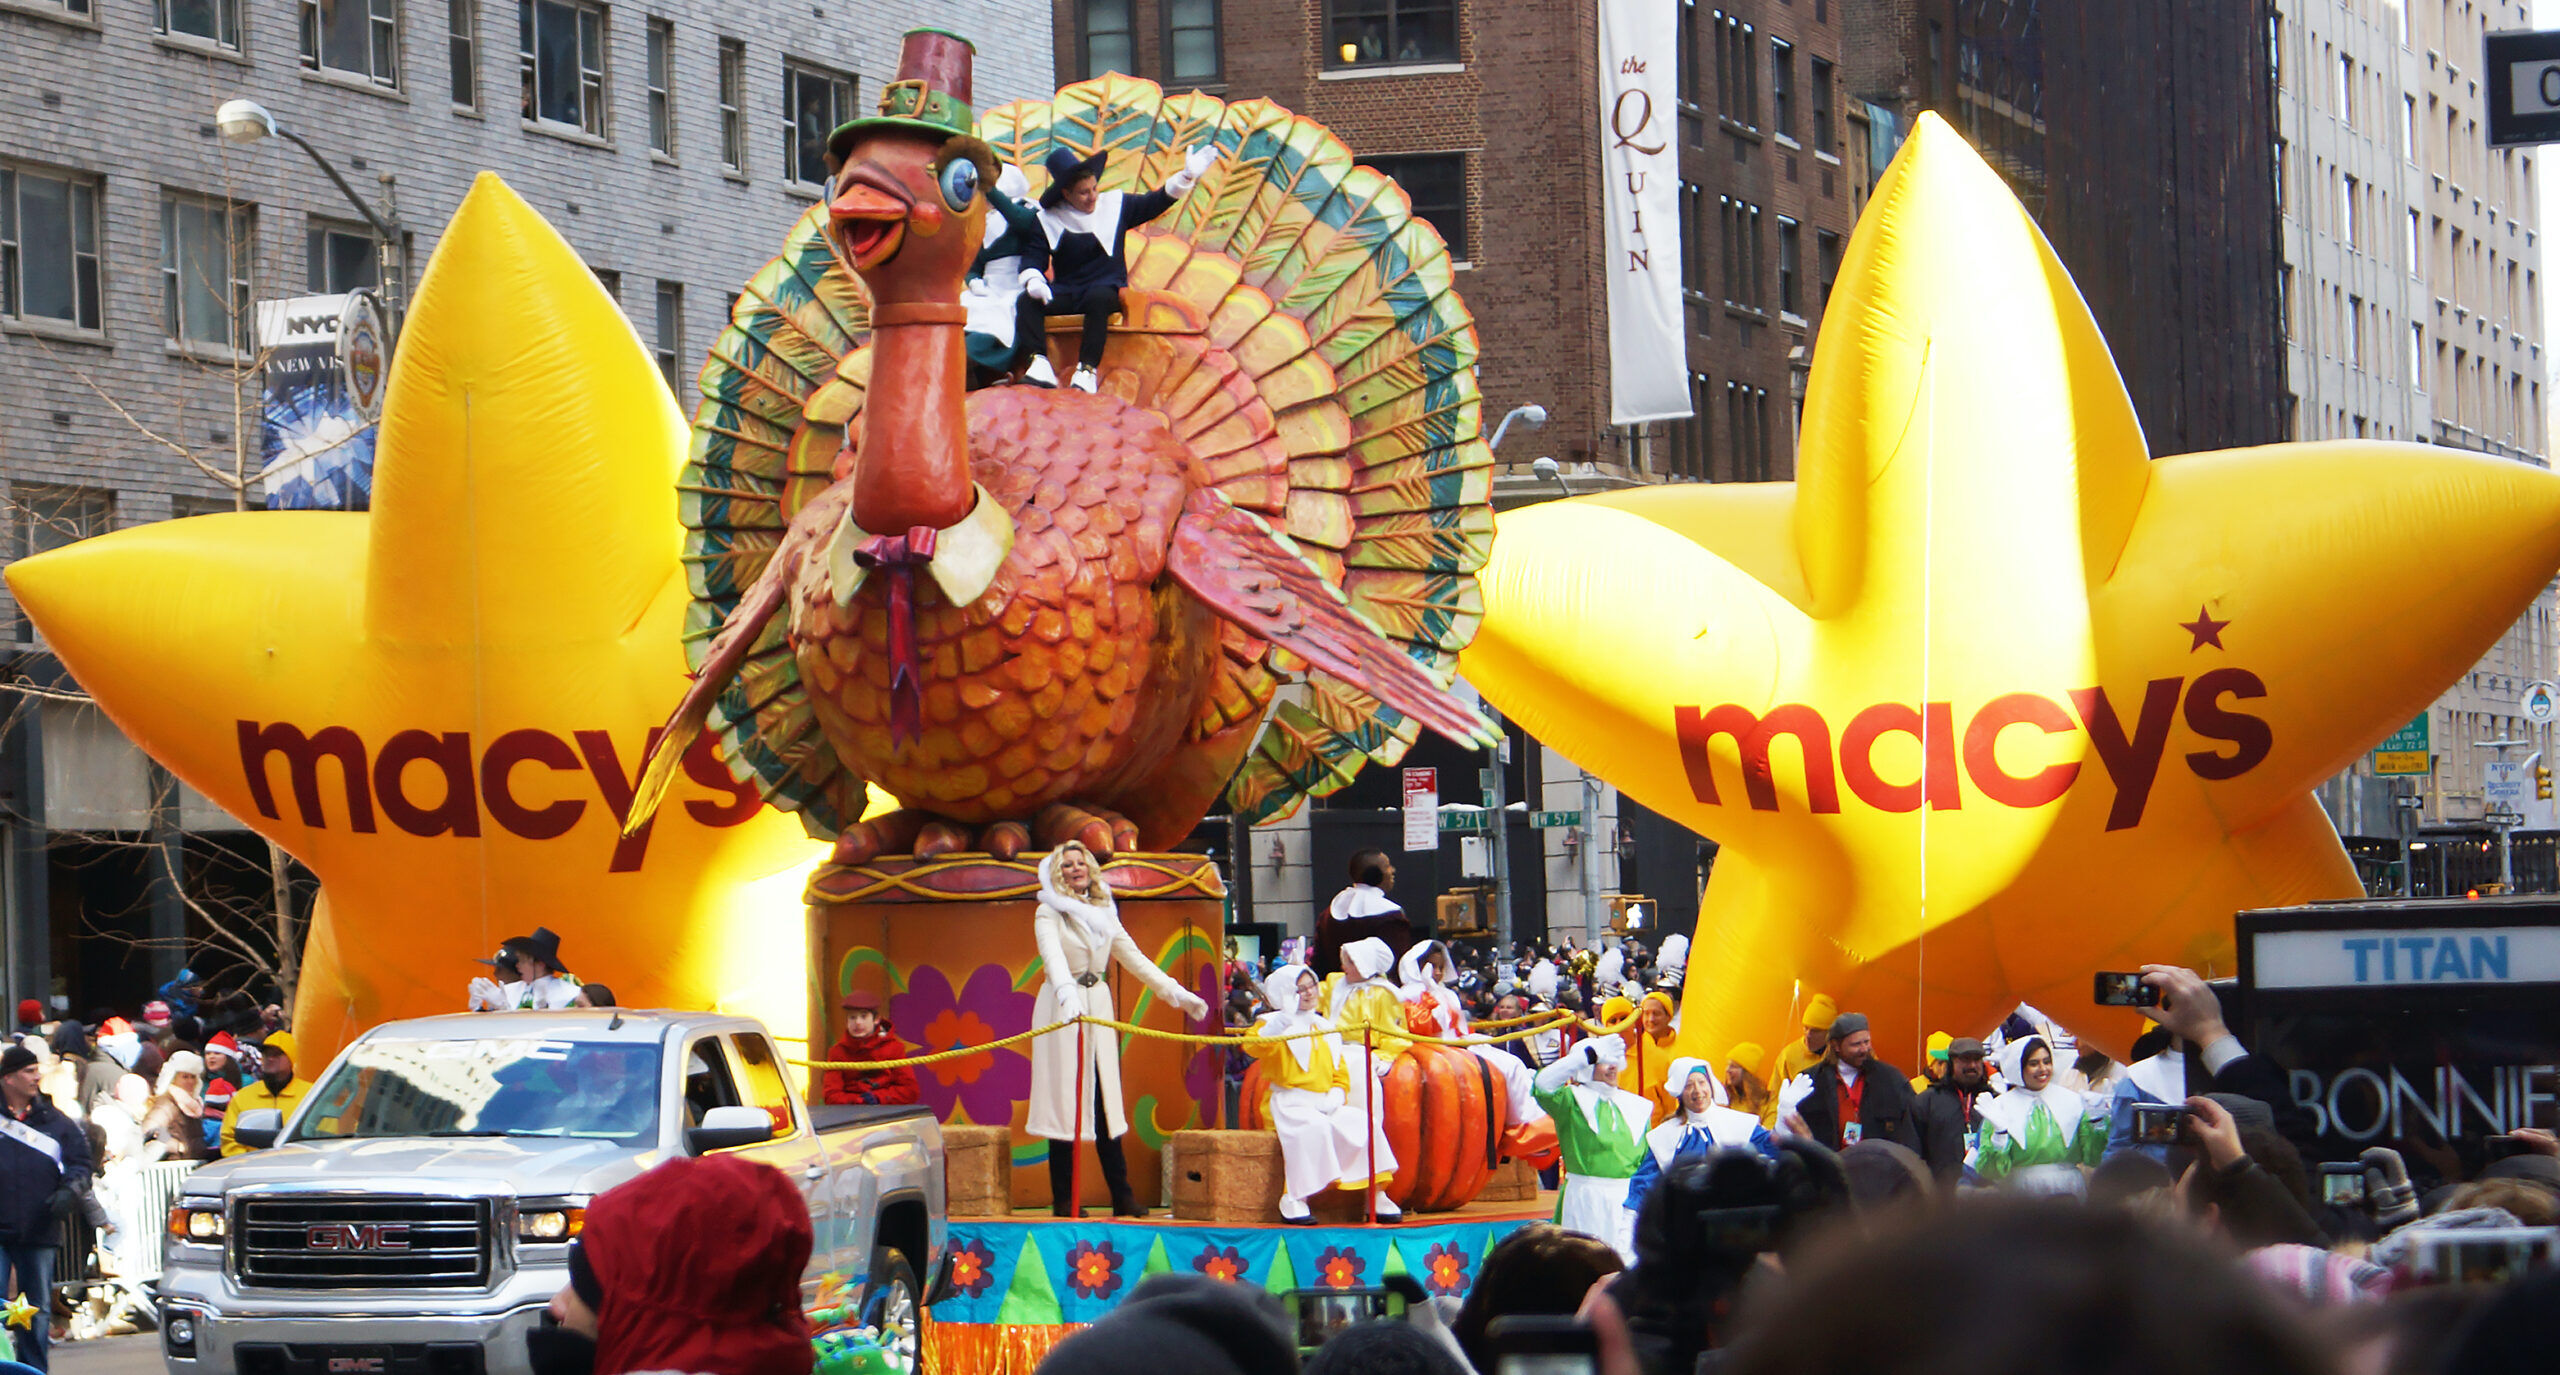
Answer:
820;991;919;1106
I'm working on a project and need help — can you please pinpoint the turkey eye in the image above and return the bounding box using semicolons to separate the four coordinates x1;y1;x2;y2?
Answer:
938;159;979;212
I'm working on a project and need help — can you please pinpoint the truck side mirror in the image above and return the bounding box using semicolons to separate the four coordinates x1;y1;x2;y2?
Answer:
232;1108;283;1150
686;1104;775;1154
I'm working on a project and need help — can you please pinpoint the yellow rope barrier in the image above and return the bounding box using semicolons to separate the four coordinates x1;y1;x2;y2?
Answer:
791;1005;1644;1071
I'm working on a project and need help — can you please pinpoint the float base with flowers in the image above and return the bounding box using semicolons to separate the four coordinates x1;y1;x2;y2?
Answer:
814;851;1227;1212
923;1206;1546;1375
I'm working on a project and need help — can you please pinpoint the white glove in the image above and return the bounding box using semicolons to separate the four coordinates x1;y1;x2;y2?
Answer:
1176;990;1211;1022
1167;144;1218;196
1019;268;1052;304
1050;983;1085;1019
468;977;502;1011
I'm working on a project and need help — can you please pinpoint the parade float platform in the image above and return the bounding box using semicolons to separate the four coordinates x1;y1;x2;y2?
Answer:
923;1194;1556;1374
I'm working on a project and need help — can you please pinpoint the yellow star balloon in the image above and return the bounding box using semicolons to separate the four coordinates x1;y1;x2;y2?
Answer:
2;1292;35;1330
6;175;828;1062
1462;117;2560;1069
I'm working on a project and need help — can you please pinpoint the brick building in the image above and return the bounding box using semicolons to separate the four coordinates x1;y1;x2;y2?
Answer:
0;0;1051;1011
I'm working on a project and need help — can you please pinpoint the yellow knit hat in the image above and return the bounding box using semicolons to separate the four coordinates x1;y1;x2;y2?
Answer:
1927;1031;1954;1061
1727;1041;1765;1072
1801;993;1838;1030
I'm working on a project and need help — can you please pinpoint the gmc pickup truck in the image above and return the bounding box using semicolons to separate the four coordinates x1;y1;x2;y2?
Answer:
154;1010;946;1375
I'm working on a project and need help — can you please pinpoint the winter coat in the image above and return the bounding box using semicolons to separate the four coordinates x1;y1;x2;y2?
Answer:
1911;1077;1988;1183
1;1093;100;1242
220;1076;312;1156
1026;853;1207;1141
819;1025;920;1106
140;1095;208;1161
1790;1058;1921;1153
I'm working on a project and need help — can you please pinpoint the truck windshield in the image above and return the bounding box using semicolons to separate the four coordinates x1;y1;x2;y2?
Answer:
290;1037;662;1145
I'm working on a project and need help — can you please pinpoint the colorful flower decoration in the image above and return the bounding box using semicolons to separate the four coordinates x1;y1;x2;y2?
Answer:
1065;1239;1125;1301
891;962;1034;1125
947;1238;998;1299
1423;1242;1472;1297
1316;1245;1367;1290
1190;1244;1248;1284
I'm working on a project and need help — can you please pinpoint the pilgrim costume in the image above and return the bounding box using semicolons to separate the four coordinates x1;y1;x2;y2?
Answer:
466;928;583;1011
1975;1033;2107;1185
964;163;1058;387
1533;1034;1652;1261
1327;937;1411;1084
1398;942;1547;1129
1243;964;1400;1223
1028;844;1213;1215
1037;144;1218;391
1623;1058;1777;1220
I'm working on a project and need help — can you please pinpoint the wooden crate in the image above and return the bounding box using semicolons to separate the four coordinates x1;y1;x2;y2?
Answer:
943;1124;1015;1218
1476;1152;1543;1203
1167;1129;1287;1223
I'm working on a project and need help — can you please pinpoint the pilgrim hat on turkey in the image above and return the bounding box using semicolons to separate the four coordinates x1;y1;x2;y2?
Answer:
828;28;978;165
1041;147;1109;208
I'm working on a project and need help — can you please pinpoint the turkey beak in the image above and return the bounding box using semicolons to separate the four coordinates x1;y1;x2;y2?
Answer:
829;166;912;271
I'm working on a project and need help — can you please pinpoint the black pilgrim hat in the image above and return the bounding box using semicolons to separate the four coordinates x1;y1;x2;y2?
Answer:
1040;147;1108;209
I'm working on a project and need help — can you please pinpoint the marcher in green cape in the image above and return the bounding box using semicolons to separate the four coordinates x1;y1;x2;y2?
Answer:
1531;1032;1650;1261
1975;1032;2106;1187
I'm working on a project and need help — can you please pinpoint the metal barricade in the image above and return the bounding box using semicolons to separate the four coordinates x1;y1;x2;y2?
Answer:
52;1157;201;1335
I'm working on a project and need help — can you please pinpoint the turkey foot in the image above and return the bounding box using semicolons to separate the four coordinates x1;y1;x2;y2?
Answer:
826;812;1054;862
1033;802;1142;858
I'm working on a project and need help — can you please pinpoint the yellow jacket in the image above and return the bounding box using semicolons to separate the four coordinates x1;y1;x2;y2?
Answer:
220;1076;313;1156
1330;983;1411;1063
1243;1021;1354;1094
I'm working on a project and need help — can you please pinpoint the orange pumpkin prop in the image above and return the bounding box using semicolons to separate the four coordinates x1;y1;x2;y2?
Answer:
1237;1002;1512;1212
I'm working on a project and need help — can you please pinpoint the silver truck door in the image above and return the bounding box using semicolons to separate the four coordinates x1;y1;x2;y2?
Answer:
720;1031;831;1315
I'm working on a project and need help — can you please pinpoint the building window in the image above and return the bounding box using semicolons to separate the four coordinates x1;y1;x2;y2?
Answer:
1667;371;1713;480
1726;381;1770;481
591;265;620;301
1327;0;1457;67
1770;39;1794;138
2340;173;2359;249
306;222;380;293
1079;0;1133;78
158;0;243;50
1814;228;1840;311
2348;293;2364;368
1713;11;1757;128
302;0;403;88
1810;58;1834;154
1680;180;1706;306
1925;20;1943;106
2411;323;2425;390
1678;0;1705;146
1358;154;1466;261
521;0;610;138
1776;215;1800;316
718;39;746;173
0;165;103;333
1718;193;1763;309
654;280;683;391
1167;0;1220;82
10;486;115;640
161;193;254;351
450;0;479;108
783;62;855;191
647;18;675;155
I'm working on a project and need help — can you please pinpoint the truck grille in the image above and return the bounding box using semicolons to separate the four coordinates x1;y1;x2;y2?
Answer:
235;1196;491;1289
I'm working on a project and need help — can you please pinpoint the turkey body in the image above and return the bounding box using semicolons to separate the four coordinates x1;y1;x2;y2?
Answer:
788;387;1237;837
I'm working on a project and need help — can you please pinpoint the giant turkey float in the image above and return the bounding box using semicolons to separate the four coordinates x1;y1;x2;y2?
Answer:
627;29;1548;1373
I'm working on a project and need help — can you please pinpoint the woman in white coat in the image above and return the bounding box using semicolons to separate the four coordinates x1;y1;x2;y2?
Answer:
1028;840;1211;1217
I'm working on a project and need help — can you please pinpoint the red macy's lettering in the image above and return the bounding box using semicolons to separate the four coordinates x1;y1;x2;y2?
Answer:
235;723;760;871
1673;669;2272;832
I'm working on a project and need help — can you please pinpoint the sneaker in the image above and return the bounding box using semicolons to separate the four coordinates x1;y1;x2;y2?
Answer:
1278;1196;1315;1225
1070;365;1100;394
1370;1190;1401;1221
1025;355;1059;388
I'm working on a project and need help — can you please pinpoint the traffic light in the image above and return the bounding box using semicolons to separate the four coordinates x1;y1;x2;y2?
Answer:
2539;765;2554;801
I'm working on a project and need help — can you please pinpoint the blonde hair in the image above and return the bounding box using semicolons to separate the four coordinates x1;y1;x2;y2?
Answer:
1048;840;1112;904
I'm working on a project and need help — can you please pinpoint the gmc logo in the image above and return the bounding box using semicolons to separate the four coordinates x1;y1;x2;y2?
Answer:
326;1361;385;1373
304;1224;410;1252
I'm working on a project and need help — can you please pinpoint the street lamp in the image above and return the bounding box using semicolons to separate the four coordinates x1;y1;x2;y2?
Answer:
1532;455;1573;499
1490;403;1548;453
213;98;405;332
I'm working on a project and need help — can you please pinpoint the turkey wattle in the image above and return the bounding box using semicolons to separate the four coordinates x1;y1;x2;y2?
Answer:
632;51;1499;862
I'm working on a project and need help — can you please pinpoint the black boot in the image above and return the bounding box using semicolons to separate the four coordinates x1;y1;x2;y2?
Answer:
1047;1140;1080;1219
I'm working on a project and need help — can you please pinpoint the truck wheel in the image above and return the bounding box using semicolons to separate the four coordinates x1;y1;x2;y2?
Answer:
864;1247;923;1374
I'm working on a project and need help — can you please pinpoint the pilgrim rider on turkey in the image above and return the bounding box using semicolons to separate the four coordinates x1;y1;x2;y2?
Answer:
1035;143;1218;393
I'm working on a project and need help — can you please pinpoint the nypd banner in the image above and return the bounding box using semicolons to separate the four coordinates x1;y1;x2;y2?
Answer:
1599;0;1691;424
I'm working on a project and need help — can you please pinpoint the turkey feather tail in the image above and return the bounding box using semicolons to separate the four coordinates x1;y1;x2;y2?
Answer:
620;568;790;839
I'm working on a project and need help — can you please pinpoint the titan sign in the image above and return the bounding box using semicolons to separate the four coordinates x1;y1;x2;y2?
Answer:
1673;669;2270;829
235;722;761;871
